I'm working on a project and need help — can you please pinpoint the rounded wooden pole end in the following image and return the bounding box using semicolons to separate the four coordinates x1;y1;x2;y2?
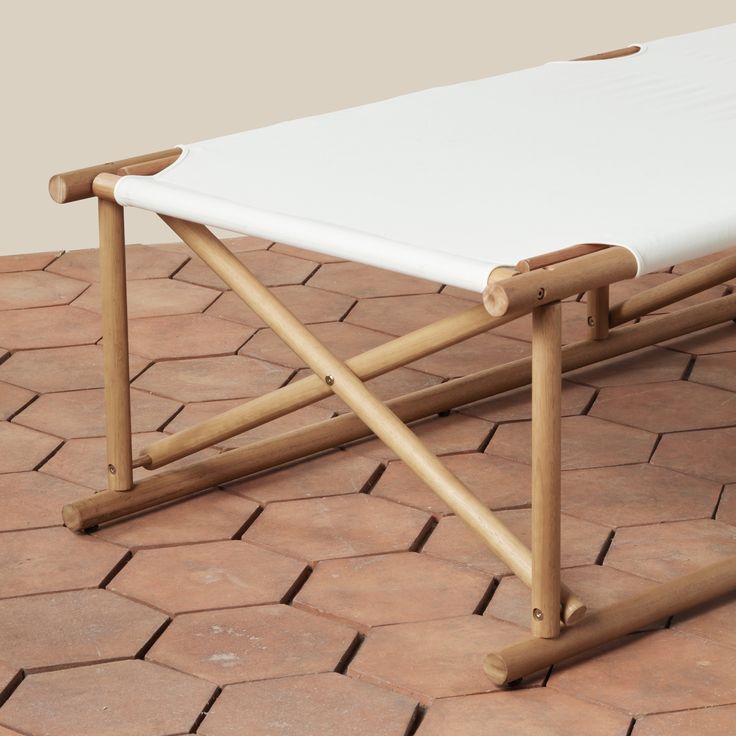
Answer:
484;652;510;686
483;285;509;317
48;175;68;204
62;503;84;532
92;173;121;202
562;597;588;626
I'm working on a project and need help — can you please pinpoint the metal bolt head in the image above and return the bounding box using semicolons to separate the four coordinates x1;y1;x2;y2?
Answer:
107;464;117;475
325;375;335;386
537;288;546;300
587;315;596;327
532;607;544;621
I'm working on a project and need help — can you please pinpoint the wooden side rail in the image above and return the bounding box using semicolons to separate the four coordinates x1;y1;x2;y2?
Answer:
49;148;181;204
483;247;638;317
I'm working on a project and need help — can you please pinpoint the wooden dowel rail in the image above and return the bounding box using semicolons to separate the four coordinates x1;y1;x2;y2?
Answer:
63;291;736;528
484;247;638;317
609;252;736;327
485;555;736;685
516;244;609;273
49;149;181;204
586;286;610;340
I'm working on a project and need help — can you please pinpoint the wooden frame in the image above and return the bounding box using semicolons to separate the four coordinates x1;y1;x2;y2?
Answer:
50;154;736;687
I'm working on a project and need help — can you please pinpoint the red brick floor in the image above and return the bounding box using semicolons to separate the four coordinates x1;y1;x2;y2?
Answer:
0;240;735;735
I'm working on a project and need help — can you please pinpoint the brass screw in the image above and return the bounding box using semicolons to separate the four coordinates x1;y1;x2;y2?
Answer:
325;375;335;386
533;608;544;621
537;288;546;300
108;464;117;475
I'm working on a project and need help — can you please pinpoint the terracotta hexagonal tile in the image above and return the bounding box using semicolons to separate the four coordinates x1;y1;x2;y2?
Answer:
487;415;655;470
561;464;720;527
108;540;307;614
633;704;736;734
239;320;389;369
47;243;189;281
40;431;217;491
13;388;180;439
159;235;271;255
0;661;21;702
689;351;736;393
0;659;215;736
207;285;355;327
148;604;357;685
346;292;472;335
0;382;34;420
565;346;690;387
605;519;736;581
349;615;534;703
423;511;610;576
176;249;317;290
0;589;166;671
0;306;101;350
0;527;127;598
442;284;479;302
227;450;382;504
270;242;342;262
294;551;491;631
373;453;531;517
661;322;736;355
352;413;493;462
74;278;220;318
133;354;291;402
672;244;736;275
590;380;736;433
0;344;149;392
653;426;736;484
408;332;531;378
416;689;632;736
460;380;594;423
549;629;736;715
485;565;662;631
127;313;254;360
307;261;440;298
493;301;591;345
244;494;431;563
199;672;416;736
0;250;62;273
717;484;736;525
300;366;442;414
0;271;89;311
0;472;87;531
165;400;332;448
95;490;260;549
0;422;61;473
671;593;736;650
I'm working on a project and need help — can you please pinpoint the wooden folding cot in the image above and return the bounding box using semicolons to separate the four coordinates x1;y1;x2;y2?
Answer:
49;23;736;685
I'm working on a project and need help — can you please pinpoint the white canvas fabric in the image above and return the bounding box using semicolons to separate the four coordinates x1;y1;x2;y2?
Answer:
115;23;736;292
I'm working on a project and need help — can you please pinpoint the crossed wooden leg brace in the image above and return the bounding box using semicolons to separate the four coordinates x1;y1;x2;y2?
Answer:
63;192;736;686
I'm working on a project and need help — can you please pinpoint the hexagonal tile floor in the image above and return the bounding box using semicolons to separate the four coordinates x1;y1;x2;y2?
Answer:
1;240;735;734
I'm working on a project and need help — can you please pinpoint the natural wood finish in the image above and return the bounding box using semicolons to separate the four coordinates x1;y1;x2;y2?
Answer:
485;555;736;685
159;216;587;620
98;199;133;491
531;302;562;638
49;149;181;204
140;303;513;469
516;244;609;273
63;291;736;532
117;155;181;177
92;173;120;202
587;286;610;339
484;247;637;317
488;266;518;283
609;253;736;327
574;45;641;61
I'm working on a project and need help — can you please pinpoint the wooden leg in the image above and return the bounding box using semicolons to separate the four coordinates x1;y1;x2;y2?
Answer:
586;286;609;340
62;290;736;530
99;199;133;491
531;301;562;638
485;556;736;685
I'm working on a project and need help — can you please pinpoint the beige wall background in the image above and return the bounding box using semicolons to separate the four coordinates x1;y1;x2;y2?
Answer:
4;0;735;255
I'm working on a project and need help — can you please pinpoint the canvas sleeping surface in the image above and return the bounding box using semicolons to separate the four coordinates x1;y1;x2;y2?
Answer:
115;23;736;292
